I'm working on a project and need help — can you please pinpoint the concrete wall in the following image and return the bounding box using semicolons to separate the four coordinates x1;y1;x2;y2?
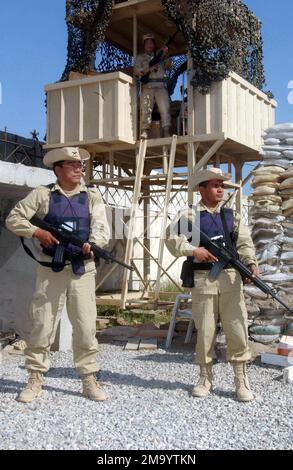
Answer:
0;196;36;339
0;162;55;340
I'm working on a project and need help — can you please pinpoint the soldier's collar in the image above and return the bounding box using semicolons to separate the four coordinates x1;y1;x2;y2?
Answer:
200;200;221;213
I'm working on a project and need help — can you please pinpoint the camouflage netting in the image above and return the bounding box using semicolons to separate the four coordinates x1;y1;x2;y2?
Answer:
97;42;132;73
61;0;115;80
162;0;265;93
62;0;266;94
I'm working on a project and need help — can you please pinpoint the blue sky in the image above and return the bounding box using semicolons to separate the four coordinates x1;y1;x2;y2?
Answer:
0;0;292;139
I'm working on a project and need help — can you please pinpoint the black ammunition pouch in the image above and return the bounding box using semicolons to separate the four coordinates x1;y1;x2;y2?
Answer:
180;259;219;288
180;259;195;288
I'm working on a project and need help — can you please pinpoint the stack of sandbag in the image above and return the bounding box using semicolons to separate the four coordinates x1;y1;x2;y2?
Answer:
262;122;293;170
260;124;293;306
244;124;293;339
250;165;284;277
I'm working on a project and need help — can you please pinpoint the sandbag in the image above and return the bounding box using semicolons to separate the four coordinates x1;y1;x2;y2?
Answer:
281;235;293;244
265;123;293;133
251;175;279;186
256;244;280;257
250;206;283;216
281;265;293;273
252;166;285;175
250;195;282;204
263;138;281;145
259;264;279;275
254;236;283;248
283;230;293;237
279;189;293;197
262;160;291;169
279;167;293;180
252;227;282;239
280;177;293;189
251;215;285;224
283;221;293;230
244;285;269;299
264;133;293;141
283;207;293;217
282;199;293;211
282;150;293;159
249;324;281;335
285;138;293;145
262;145;293;152
280;252;293;262
282;243;293;252
262;151;282;159
252;186;278;196
261;272;293;283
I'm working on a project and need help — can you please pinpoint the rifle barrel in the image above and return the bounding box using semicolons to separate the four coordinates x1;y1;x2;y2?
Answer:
200;230;293;315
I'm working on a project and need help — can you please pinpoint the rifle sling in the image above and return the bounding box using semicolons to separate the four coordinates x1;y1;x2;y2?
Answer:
20;238;90;268
220;208;234;251
21;237;56;268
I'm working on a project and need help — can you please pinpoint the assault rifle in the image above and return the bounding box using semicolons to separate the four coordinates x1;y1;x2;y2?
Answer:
181;230;293;316
30;215;134;272
140;29;179;86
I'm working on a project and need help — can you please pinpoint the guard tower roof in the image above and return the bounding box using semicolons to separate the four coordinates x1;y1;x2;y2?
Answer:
106;0;185;56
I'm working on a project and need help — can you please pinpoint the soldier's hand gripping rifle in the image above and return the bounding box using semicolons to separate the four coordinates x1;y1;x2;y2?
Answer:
140;29;179;86
30;216;134;271
182;230;293;315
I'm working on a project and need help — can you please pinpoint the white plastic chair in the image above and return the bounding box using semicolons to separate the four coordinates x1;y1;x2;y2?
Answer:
165;294;194;348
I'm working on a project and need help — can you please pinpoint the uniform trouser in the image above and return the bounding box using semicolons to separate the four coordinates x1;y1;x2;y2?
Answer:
191;269;251;365
25;262;99;376
141;86;171;130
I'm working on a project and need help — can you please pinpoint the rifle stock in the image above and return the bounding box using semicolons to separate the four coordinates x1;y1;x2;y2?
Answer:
30;216;134;271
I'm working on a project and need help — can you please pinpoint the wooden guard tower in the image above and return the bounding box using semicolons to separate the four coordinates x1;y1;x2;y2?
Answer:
44;0;277;309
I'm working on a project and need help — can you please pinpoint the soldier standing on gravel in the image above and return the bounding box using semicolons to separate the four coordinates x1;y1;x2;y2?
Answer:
165;167;259;402
134;33;172;139
6;147;110;403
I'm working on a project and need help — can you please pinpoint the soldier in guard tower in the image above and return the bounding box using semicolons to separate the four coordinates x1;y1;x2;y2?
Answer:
134;34;172;139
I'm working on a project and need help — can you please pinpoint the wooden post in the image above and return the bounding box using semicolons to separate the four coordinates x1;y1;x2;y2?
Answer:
154;136;177;300
133;14;139;140
187;53;196;206
188;143;198;205
187;53;195;137
143;183;151;294
109;151;114;179
133;15;137;60
84;153;93;184
234;161;243;217
120;139;147;309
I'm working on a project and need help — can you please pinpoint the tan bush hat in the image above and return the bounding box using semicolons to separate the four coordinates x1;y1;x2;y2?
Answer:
143;33;155;43
43;147;90;168
190;167;231;191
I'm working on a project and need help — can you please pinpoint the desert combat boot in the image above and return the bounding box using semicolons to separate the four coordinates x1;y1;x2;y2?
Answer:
232;361;254;402
16;371;43;403
191;364;213;397
82;373;107;401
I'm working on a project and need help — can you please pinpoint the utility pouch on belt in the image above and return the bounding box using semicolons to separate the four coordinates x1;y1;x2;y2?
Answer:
180;259;195;288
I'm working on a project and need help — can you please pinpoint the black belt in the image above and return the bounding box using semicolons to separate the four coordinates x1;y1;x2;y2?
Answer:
193;263;214;271
193;263;232;271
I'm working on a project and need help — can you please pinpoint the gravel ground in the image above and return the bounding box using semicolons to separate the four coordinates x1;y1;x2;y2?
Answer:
0;343;292;450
